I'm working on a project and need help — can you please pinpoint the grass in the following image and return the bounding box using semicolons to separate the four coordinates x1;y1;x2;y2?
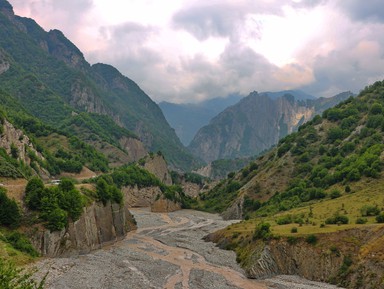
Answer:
222;175;384;239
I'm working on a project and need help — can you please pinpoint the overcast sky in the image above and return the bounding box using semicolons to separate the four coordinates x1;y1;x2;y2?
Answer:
9;0;384;103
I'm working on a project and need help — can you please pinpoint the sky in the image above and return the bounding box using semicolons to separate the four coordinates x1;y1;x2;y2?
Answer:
8;0;384;103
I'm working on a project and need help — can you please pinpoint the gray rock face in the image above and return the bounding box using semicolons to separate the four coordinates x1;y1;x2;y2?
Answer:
245;240;344;282
0;119;45;166
122;185;162;208
142;154;172;185
189;92;352;162
0;50;9;75
28;201;136;257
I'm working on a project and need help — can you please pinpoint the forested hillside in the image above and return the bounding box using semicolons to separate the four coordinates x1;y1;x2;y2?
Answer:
0;0;198;171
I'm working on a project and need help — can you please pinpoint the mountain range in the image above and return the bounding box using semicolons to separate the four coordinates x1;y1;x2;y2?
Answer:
0;0;197;171
159;94;242;146
188;91;353;162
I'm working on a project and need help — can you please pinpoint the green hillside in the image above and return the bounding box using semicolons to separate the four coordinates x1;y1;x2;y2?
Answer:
198;80;384;288
0;1;198;170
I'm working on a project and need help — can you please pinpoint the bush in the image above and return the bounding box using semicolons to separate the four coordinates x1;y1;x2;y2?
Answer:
291;227;298;233
25;177;45;210
325;214;349;225
360;205;380;217
44;207;68;232
0;259;45;289
376;213;384;223
329;189;341;199
356;218;367;224
0;188;21;228
5;232;39;257
306;234;317;244
253;222;272;240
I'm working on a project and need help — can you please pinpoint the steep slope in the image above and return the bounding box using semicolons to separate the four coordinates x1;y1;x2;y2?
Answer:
159;94;242;145
0;0;197;170
189;91;352;162
199;80;384;288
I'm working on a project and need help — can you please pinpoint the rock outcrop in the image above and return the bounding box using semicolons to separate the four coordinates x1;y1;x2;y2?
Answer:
245;240;343;281
122;185;162;208
0;119;45;167
151;198;181;213
221;196;244;220
141;154;172;185
119;136;147;162
28;201;136;257
0;49;9;75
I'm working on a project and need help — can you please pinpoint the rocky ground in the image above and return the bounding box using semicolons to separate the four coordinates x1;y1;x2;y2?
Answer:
33;208;343;289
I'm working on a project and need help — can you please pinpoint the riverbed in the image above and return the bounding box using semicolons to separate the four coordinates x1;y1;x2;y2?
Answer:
33;208;343;289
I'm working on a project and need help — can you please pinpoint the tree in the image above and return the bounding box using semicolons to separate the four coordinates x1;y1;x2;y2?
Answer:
58;189;84;221
25;177;44;210
0;188;21;228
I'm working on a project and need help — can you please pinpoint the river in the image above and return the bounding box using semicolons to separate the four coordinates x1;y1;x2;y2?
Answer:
34;208;342;289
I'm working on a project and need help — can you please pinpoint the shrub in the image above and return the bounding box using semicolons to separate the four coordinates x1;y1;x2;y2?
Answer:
0;259;46;289
329;189;341;199
291;227;298;233
376;213;384;223
25;177;45;210
44;207;68;231
325;214;349;225
306;234;317;244
253;222;272;240
356;218;367;224
360;205;380;217
5;232;39;257
0;188;21;228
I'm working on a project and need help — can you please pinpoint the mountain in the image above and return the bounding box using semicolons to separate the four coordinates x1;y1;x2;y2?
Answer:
198;80;384;287
159;94;242;145
0;0;197;171
189;91;353;162
261;89;315;100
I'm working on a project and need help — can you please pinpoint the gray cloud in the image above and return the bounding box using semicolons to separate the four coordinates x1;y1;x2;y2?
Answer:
8;0;384;103
172;1;287;42
338;0;384;23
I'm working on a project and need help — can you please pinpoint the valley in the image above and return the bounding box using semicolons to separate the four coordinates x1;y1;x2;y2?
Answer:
32;208;342;289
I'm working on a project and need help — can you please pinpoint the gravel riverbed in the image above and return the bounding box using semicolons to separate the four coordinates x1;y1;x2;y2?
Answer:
33;208;343;289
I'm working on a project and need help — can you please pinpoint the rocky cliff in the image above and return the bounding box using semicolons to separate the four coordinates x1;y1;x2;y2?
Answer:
28;201;136;257
209;226;384;288
122;185;162;208
0;119;48;176
141;154;172;185
189;92;352;162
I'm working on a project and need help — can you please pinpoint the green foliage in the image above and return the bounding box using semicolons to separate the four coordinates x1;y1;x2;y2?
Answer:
24;177;44;210
325;214;349;225
96;176;123;206
329;189;341;199
3;231;39;257
0;259;45;289
355;217;367;224
24;177;85;231
110;165;162;189
0;188;21;228
360;205;380;217
253;222;272;240
375;213;384;223
305;234;318;244
290;227;298;233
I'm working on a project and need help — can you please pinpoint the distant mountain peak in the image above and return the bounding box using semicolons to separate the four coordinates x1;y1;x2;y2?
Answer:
0;0;13;12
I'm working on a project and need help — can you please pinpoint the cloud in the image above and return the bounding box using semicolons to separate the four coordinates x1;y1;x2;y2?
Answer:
9;0;384;103
337;0;384;23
